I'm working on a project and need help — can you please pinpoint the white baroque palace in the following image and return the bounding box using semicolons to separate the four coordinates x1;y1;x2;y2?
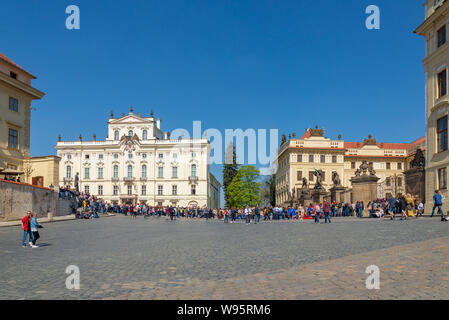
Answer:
56;108;220;208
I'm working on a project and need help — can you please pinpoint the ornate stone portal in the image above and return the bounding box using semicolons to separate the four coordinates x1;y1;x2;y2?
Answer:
350;161;379;216
404;149;425;203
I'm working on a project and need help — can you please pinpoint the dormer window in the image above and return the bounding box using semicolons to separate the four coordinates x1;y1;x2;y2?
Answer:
142;130;148;140
10;71;17;79
128;130;133;137
114;130;119;141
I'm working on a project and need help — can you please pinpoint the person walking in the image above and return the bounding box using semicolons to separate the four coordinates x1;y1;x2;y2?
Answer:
244;205;252;224
431;190;444;219
30;212;43;248
254;205;261;224
323;200;331;224
314;203;320;224
21;211;33;248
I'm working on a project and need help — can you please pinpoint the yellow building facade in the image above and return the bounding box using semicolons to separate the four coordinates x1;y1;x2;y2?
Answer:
0;52;45;178
23;155;61;188
275;127;425;206
415;0;449;213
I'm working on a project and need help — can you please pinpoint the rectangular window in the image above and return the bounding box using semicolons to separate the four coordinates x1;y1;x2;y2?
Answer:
98;185;103;196
8;129;18;149
351;162;356;169
397;177;402;187
386;163;391;170
158;185;163;195
158;167;164;178
332;155;337;163
439;167;447;190
297;154;302;162
172;167;178;178
142;185;146;196
309;171;314;182
85;155;90;160
113;186;118;196
438;69;447;98
127;185;132;195
9;97;18;112
438;116;448;152
397;163;402;170
297;170;302;181
84;168;90;179
438;25;446;48
99;154;104;160
98;167;103;179
84;186;89;194
172;185;177;195
10;71;17;79
158;153;164;159
386;177;391;187
191;185;196;195
320;155;325;163
309;155;314;163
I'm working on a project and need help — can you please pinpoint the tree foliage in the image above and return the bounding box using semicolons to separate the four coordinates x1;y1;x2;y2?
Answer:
227;165;261;208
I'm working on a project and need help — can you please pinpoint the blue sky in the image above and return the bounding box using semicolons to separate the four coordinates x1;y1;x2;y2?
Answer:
1;0;426;186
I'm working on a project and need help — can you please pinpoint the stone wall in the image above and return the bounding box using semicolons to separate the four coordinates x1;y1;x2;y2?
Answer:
0;179;59;222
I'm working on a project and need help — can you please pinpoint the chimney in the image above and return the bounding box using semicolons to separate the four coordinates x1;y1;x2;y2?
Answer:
156;118;161;129
93;134;96;141
58;135;61;142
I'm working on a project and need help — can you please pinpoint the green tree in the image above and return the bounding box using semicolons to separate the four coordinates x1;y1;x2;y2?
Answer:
222;141;239;206
227;165;261;208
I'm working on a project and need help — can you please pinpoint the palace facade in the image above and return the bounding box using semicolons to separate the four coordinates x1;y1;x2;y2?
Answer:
56;108;220;208
415;0;449;213
0;52;45;177
275;127;425;205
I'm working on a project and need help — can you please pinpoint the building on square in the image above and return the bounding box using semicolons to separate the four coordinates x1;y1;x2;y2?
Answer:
55;108;221;208
0;52;45;178
415;0;449;213
275;127;425;206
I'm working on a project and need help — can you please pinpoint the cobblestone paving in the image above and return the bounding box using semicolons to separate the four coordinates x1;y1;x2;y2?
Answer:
0;216;448;299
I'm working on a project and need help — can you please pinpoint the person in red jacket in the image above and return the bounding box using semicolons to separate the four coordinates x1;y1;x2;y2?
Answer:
21;211;34;247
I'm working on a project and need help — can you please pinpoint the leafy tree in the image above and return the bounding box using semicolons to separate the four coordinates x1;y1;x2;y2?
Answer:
222;141;239;206
227;165;261;208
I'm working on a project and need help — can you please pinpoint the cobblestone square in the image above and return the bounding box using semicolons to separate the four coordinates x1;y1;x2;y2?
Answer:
1;216;449;300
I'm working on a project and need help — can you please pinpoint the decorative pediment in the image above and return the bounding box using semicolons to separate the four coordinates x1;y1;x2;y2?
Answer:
171;160;179;167
96;161;105;167
110;114;150;124
64;160;74;166
156;159;165;166
82;161;91;167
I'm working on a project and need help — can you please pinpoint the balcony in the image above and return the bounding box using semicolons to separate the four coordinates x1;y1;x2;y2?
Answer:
63;177;72;183
140;177;147;181
123;177;135;182
189;176;199;183
112;177;119;181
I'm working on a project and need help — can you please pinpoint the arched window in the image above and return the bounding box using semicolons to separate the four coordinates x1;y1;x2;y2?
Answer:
142;165;147;178
113;165;118;179
191;164;197;177
142;130;147;140
114;130;119;141
66;166;71;179
128;130;133;137
127;165;133;178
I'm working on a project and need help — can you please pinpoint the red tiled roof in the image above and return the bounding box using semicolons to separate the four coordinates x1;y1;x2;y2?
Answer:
0;51;36;78
344;137;426;150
